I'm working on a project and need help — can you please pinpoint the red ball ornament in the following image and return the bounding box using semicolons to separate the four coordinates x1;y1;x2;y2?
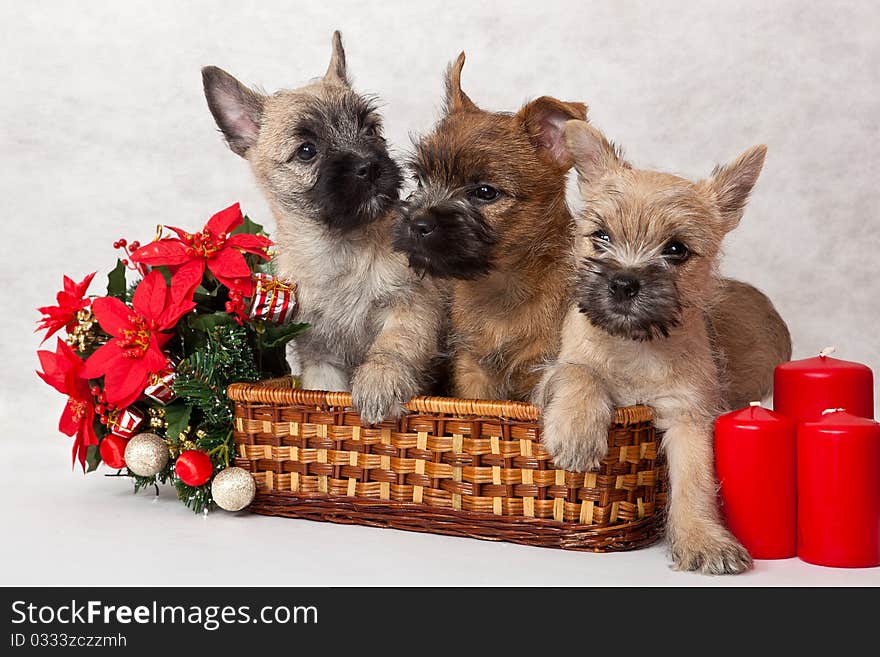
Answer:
175;450;213;486
100;435;129;469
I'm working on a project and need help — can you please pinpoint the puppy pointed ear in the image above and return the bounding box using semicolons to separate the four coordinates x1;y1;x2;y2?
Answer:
202;66;265;158
564;120;623;186
324;30;349;85
516;97;588;169
444;52;479;114
707;145;767;231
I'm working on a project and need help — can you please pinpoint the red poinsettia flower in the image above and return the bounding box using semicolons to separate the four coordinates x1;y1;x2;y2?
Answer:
36;272;96;342
37;338;98;470
129;203;271;300
81;270;195;409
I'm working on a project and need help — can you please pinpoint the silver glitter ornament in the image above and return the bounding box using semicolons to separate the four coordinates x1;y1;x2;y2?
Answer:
124;432;169;477
211;467;256;512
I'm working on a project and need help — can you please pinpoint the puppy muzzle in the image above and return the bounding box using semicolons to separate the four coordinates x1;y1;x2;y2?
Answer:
392;198;498;279
576;261;682;341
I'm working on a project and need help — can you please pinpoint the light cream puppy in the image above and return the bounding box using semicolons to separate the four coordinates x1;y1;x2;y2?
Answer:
537;120;769;574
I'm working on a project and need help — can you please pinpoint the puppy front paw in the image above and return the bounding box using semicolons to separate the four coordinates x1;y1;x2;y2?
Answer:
669;527;753;575
541;403;611;472
350;357;416;425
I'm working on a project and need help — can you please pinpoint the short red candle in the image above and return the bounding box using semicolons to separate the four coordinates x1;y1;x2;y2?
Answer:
774;348;874;424
715;404;797;559
797;411;880;568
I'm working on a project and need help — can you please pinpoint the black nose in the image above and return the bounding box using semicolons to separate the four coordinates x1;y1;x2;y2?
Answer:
411;213;437;237
354;158;379;182
609;274;641;302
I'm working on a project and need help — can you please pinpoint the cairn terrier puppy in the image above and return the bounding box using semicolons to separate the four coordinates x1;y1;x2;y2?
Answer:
393;53;587;401
537;120;780;574
394;54;788;406
202;32;444;423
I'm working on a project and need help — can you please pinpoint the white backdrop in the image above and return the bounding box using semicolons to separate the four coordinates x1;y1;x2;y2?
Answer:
2;1;878;586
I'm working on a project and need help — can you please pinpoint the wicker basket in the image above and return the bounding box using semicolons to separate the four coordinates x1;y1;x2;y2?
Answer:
228;379;667;552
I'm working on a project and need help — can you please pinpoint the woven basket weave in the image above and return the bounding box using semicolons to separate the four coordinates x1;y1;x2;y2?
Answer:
228;378;666;552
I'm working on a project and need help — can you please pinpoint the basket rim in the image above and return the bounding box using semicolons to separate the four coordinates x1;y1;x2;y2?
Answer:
227;379;653;425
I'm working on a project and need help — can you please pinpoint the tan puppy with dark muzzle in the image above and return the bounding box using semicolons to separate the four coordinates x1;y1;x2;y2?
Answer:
393;53;587;401
202;32;445;423
537;120;778;574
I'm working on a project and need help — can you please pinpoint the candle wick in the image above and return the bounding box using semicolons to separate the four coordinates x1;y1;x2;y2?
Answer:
819;346;837;358
821;407;846;416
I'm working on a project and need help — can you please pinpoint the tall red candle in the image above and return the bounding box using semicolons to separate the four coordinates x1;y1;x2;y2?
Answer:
715;403;797;559
798;410;880;568
774;347;874;423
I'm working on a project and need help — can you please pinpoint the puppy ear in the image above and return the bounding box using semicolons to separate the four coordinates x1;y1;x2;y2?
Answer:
202;66;265;158
444;52;479;114
324;30;349;85
516;97;588;169
564;120;623;187
707;145;767;231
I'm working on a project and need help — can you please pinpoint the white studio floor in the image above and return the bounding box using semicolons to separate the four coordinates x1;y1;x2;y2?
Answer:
3;423;878;587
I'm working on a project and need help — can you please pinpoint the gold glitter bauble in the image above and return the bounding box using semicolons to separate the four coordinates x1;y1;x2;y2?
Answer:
211;467;256;512
124;432;170;477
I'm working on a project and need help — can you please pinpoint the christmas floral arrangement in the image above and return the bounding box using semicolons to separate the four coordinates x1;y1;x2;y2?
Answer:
35;203;305;512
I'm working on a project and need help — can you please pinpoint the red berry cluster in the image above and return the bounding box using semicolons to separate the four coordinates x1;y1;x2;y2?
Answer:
225;289;248;324
91;385;116;425
113;237;146;275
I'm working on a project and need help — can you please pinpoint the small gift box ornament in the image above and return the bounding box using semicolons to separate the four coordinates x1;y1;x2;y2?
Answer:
248;273;298;324
105;407;145;439
144;369;177;405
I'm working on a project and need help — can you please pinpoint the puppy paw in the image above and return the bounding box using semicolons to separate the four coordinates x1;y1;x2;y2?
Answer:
541;403;611;472
669;527;753;575
350;357;416;425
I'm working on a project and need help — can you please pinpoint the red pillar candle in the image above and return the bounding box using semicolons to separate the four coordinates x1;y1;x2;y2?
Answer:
774;347;874;423
798;410;880;568
715;403;797;559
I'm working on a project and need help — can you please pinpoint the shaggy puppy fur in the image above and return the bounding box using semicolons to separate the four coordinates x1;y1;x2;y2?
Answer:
203;32;445;423
393;53;586;401
537;120;786;574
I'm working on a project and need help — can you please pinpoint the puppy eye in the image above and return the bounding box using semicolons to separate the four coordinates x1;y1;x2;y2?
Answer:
472;184;500;203
592;230;611;244
293;142;318;162
363;124;379;137
662;240;690;261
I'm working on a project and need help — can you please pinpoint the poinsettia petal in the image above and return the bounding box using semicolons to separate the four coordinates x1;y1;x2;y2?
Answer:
225;233;272;258
37;354;67;393
102;358;148;408
143;339;169;372
208;247;251;281
90;296;134;337
206;203;243;236
158;297;196;330
130;239;190;266
169;260;204;305
166;226;192;241
58;399;79;436
132;270;169;322
36;339;79;393
75;272;97;297
73;436;85;471
80;341;124;379
55;341;84;381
